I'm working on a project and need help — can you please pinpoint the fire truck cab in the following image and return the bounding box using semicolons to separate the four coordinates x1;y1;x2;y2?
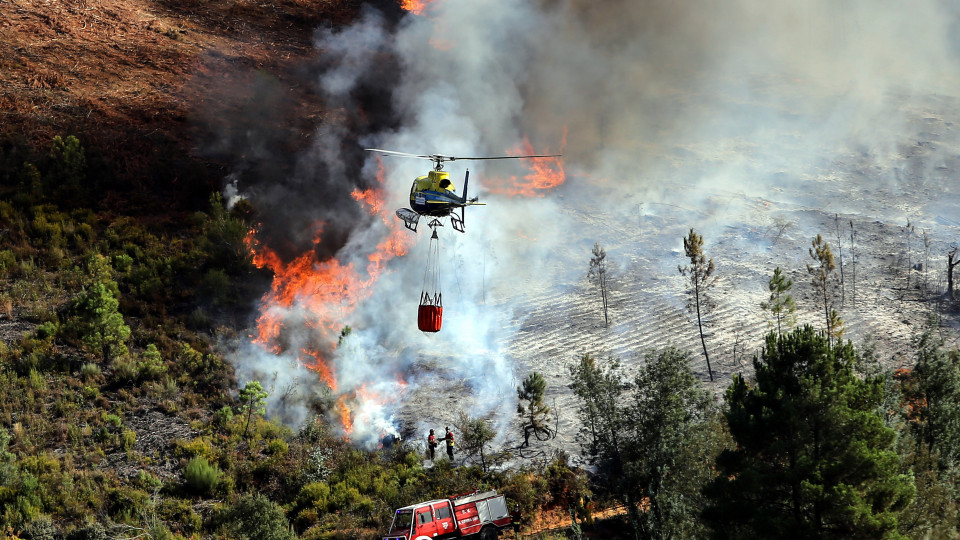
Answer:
384;489;510;540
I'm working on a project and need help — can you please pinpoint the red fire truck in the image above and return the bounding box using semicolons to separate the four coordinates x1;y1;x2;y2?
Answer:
383;489;513;540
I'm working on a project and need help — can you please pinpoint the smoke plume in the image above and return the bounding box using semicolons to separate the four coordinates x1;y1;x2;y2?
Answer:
223;0;960;448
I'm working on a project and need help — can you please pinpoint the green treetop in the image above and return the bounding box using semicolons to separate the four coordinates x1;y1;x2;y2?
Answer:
239;380;269;440
704;326;915;539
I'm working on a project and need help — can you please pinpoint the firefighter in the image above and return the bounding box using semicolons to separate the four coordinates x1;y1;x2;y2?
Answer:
511;504;522;539
427;429;438;461
444;426;455;461
583;494;594;526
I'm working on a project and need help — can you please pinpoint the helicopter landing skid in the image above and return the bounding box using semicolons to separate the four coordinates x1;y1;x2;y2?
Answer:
450;206;465;233
396;208;420;232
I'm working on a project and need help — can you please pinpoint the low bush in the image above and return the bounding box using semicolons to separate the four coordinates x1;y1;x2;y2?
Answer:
184;456;220;495
213;493;296;540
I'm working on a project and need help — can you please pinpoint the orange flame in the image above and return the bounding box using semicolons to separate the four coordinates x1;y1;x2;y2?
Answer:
244;160;412;426
352;158;415;281
336;395;353;435
301;347;337;392
329;382;408;441
246;224;356;351
400;0;437;15
487;129;568;197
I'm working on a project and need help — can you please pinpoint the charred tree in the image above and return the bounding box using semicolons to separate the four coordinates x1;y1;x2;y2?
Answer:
849;220;857;307
948;247;959;300
923;229;931;292
905;220;915;289
679;228;716;381
834;214;845;306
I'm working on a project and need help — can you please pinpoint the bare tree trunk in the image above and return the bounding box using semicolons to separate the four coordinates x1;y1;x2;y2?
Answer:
822;282;832;346
849;220;857;307
601;274;609;327
905;221;914;289
835;214;845;306
694;285;714;381
948;248;959;300
923;230;931;293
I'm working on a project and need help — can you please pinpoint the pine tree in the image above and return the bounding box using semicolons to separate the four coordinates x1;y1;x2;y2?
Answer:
679;228;716;380
703;327;914;539
808;234;843;343
627;347;719;539
517;372;551;447
70;280;130;362
568;354;627;466
760;267;796;337
456;411;497;472
239;381;269;440
46;134;87;200
568;353;637;537
909;330;960;470
588;243;610;327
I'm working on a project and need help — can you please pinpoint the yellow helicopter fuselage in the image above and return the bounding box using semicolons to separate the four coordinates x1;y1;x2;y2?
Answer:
409;170;462;216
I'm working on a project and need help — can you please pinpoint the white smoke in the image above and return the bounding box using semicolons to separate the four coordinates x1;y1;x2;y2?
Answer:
230;0;960;449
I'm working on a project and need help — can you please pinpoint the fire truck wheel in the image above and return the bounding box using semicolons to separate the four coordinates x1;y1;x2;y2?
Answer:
414;536;433;540
479;527;497;540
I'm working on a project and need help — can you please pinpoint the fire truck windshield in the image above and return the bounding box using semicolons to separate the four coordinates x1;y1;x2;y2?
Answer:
389;510;413;533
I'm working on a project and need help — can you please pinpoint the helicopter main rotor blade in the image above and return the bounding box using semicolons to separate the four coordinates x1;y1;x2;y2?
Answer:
366;148;562;162
364;148;435;160
444;154;562;161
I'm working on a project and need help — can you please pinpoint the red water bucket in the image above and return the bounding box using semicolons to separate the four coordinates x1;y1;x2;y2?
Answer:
418;304;443;333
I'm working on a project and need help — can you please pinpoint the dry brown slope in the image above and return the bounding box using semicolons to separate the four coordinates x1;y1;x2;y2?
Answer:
0;0;357;190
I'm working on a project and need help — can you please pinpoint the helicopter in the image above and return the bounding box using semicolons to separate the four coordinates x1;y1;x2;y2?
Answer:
365;148;562;233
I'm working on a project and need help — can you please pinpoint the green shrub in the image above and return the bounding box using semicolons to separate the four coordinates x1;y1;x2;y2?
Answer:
34;321;58;340
175;436;216;460
112;253;133;274
214;493;296;540
186;307;212;330
105;485;149;523
65;522;107;540
265;438;289;456
136;470;162;491
79;362;101;380
296;481;331;513
110;355;138;384
0;249;18;277
22;514;59;540
184;456;221;495
27;368;46;392
201;268;231;305
156;497;202;533
137;344;167;381
121;430;136;451
213;406;234;430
